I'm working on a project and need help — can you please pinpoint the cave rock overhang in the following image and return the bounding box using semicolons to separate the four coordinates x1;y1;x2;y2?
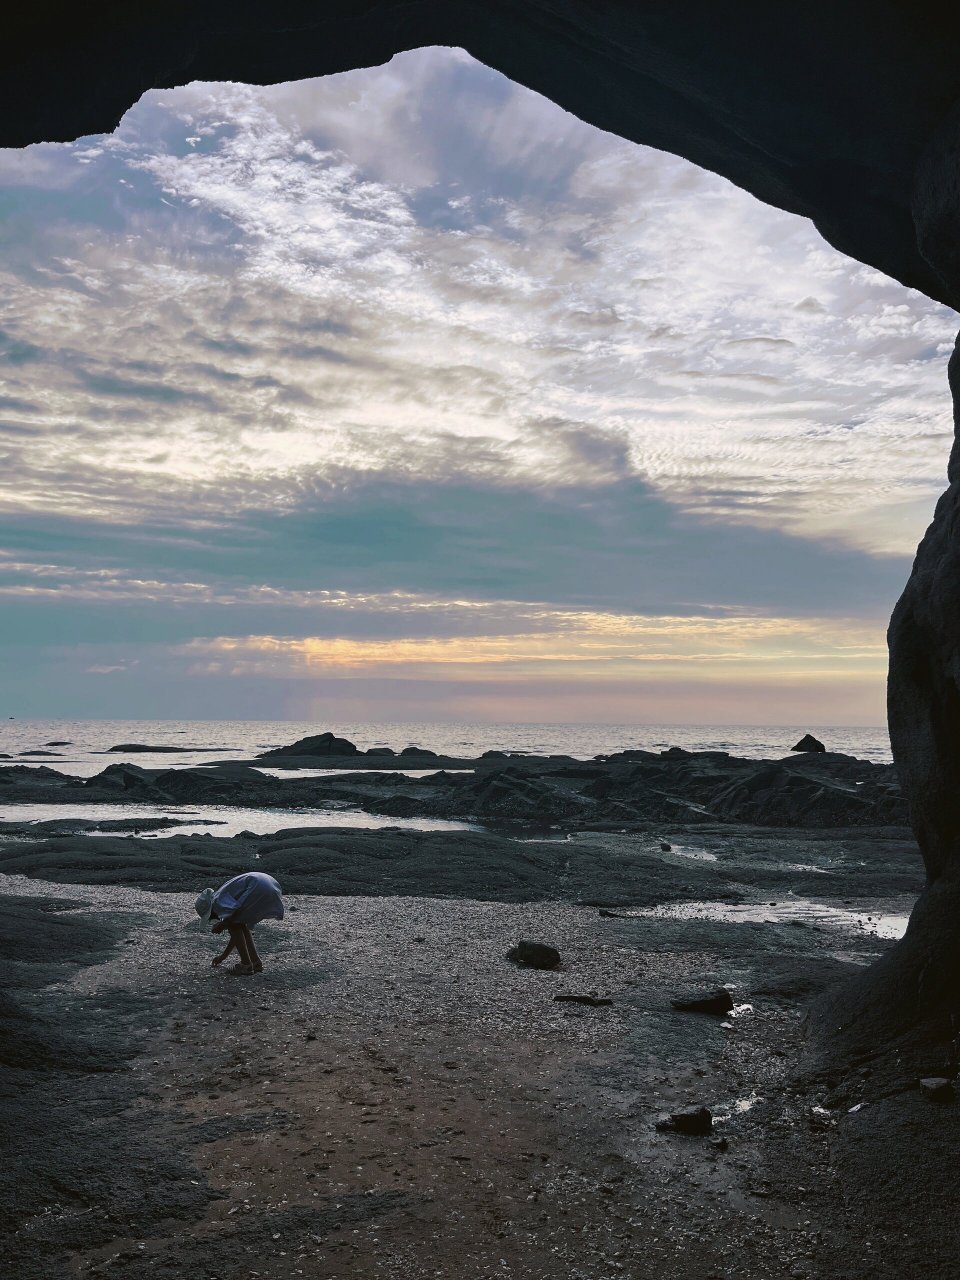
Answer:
4;2;960;306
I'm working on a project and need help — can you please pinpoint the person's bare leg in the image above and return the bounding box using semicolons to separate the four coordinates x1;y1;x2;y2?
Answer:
227;922;254;972
212;935;236;967
241;924;263;972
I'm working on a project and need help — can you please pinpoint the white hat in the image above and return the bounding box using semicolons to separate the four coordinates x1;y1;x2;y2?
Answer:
194;888;215;921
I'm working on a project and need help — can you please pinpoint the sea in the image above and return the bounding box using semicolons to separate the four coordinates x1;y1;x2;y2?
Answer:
0;718;893;774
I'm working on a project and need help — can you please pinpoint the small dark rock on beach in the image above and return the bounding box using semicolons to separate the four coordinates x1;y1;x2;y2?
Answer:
671;988;735;1015
507;940;561;970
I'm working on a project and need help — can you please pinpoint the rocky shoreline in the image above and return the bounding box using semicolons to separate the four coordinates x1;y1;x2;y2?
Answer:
5;733;959;1279
0;731;909;831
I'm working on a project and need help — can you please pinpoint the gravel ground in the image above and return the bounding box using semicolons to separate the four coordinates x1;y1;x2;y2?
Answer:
7;857;960;1280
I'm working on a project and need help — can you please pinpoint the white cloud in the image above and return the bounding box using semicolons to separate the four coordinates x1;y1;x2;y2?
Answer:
0;46;953;561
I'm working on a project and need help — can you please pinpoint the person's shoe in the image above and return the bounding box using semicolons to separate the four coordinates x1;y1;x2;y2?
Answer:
227;962;255;976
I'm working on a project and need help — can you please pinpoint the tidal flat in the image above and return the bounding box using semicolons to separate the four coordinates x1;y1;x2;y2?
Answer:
1;737;956;1278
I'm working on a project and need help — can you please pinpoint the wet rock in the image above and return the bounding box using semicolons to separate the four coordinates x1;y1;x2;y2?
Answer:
656;1106;713;1136
791;733;826;753
84;762;165;798
400;746;439;758
553;994;612;1006
670;988;734;1015
659;840;672;852
506;940;561;970
154;765;274;804
706;760;901;827
443;767;593;821
106;742;199;753
258;732;359;758
365;747;396;756
920;1076;955;1100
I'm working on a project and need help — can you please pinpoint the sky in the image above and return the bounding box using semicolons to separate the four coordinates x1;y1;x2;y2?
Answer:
0;45;956;725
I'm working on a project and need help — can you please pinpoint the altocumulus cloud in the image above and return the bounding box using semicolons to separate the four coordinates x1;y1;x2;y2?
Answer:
0;46;954;721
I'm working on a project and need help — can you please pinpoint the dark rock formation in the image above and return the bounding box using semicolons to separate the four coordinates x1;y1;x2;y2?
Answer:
0;765;69;786
506;941;561;970
707;764;884;828
920;1076;954;1101
670;989;735;1016
258;733;359;759
656;1106;713;1137
84;763;164;798
0;746;913;832
106;743;200;753
791;734;826;753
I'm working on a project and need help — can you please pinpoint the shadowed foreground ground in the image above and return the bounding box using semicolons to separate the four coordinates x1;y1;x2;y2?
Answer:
2;823;958;1279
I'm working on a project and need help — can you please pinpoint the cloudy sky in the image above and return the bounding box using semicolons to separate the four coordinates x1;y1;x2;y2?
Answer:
0;46;955;724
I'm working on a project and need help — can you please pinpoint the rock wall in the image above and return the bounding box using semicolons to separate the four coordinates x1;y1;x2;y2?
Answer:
888;111;960;890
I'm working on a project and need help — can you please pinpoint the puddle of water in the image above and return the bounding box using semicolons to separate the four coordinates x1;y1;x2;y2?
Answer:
0;802;479;838
669;844;718;863
515;833;574;844
253;767;475;780
629;899;909;940
666;844;829;874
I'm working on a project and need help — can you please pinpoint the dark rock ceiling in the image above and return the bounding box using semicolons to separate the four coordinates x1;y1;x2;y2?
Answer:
3;2;960;307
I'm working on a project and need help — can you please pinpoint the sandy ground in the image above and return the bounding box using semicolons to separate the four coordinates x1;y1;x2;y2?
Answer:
5;860;952;1280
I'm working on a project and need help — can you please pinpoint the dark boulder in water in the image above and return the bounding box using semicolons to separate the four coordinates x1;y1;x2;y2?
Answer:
106;743;199;753
83;763;169;800
791;734;826;753
258;732;359;758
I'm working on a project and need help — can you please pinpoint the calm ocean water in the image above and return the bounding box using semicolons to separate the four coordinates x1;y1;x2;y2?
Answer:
1;719;893;775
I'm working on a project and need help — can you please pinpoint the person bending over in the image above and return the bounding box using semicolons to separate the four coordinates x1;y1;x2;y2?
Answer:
194;871;284;976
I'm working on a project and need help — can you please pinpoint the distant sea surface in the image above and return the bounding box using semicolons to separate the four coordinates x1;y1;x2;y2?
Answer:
0;719;894;777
